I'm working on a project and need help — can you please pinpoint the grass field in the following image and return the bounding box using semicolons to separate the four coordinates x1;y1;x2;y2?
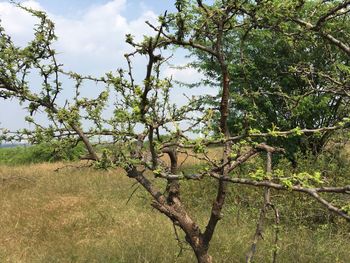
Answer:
0;162;349;263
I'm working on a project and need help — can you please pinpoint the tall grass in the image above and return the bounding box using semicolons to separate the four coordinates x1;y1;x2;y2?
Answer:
0;162;349;262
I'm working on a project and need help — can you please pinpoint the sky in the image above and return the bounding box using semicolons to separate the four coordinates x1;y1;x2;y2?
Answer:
0;0;213;132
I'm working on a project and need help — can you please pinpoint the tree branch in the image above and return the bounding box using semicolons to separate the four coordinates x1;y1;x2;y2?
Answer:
210;174;350;221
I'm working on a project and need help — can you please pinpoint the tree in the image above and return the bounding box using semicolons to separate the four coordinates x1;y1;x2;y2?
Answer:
1;1;350;263
177;0;350;158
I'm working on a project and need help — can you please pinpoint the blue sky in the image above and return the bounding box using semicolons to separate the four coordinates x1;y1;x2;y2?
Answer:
0;0;179;78
0;0;211;132
36;0;175;19
0;0;181;79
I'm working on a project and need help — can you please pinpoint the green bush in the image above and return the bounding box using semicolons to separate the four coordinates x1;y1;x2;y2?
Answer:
0;142;85;165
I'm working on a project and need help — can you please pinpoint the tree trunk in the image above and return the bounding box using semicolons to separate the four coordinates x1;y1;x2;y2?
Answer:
195;248;213;263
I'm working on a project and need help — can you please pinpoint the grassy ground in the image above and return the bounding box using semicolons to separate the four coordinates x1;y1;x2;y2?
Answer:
0;162;349;263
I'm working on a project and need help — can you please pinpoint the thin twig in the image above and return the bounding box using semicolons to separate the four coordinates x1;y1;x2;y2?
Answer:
269;203;280;263
126;184;141;205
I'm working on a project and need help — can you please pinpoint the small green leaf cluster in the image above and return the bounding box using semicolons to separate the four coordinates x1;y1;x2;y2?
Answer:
193;140;207;154
248;128;261;135
267;124;281;137
248;166;324;189
56;108;81;126
94;149;113;170
341;203;350;215
275;170;324;189
248;168;267;181
291;127;303;136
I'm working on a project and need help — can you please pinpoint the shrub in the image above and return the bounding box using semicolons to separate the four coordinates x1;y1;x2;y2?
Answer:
0;142;85;165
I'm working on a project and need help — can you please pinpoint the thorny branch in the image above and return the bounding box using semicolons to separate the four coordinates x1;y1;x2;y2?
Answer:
1;1;350;263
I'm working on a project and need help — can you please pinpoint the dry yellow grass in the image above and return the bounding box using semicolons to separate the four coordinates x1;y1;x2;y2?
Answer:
0;162;349;263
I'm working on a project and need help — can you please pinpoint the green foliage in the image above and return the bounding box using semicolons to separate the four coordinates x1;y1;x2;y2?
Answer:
248;168;266;181
180;0;350;157
247;166;323;188
0;142;85;165
341;204;350;215
193;140;207;154
94;149;113;170
280;171;324;189
1;1;350;261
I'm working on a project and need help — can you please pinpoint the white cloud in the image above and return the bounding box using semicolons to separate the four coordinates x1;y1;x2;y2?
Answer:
54;0;128;55
0;0;158;75
84;0;126;20
164;66;202;83
163;63;219;107
0;0;160;130
0;0;43;43
0;0;214;131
